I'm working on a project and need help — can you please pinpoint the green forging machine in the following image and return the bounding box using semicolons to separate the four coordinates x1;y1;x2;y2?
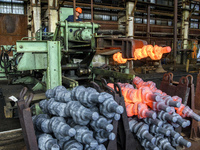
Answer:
0;18;147;92
0;8;147;118
0;8;148;92
1;19;103;118
0;21;100;91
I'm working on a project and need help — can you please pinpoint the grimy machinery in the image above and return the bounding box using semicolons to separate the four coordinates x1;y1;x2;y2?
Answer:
1;21;100;91
0;7;174;119
0;13;149;119
1;9;200;150
0;22;147;91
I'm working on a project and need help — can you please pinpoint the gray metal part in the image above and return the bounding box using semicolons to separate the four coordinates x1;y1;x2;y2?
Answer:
72;86;105;108
53;102;68;117
90;116;113;132
129;119;138;132
94;130;115;144
38;133;58;150
32;114;51;132
55;90;72;103
45;89;54;98
84;144;106;150
99;97;117;118
39;99;49;113
68;101;93;125
71;86;86;100
74;125;91;143
95;132;108;144
73;125;98;148
54;132;71;142
46;86;68;98
63;140;83;150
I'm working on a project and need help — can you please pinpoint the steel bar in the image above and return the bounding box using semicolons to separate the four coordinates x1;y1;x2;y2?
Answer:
91;0;93;22
173;0;177;68
17;87;38;150
190;71;200;139
147;3;150;44
73;0;76;22
61;2;125;10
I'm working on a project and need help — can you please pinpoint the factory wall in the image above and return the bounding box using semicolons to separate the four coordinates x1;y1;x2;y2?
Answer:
0;14;28;46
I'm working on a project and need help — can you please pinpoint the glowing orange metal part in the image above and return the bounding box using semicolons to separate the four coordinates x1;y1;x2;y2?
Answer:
175;104;185;117
113;52;127;64
108;83;159;104
108;83;158;118
112;45;171;64
133;76;198;117
134;45;171;60
172;96;182;103
126;102;155;119
133;76;167;96
109;77;200;121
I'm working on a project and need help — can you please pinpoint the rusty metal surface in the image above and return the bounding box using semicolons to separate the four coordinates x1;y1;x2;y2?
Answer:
17;87;38;150
96;37;147;58
195;72;200;110
0;35;25;46
0;14;27;45
189;29;200;36
174;0;178;67
83;20;118;30
159;72;190;105
186;74;194;108
91;0;93;22
61;1;125;10
93;20;119;30
135;24;174;33
190;72;200;139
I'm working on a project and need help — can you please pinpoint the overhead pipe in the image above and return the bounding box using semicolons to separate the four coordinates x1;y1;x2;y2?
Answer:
173;0;177;68
91;0;94;22
147;2;150;44
73;0;76;22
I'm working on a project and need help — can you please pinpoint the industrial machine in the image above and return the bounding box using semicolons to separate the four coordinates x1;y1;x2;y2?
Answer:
1;8;198;150
0;21;100;91
0;24;148;92
0;8;148;119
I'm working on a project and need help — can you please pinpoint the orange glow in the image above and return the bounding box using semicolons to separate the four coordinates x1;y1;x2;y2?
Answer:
126;102;150;118
108;77;196;119
172;96;182;103
133;76;194;117
113;52;127;64
133;76;167;96
112;45;171;64
108;83;158;118
175;104;185;117
134;45;171;60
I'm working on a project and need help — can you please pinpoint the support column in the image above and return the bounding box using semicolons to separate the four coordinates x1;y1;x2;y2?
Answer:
126;2;135;74
27;4;32;38
173;0;178;67
73;0;76;22
30;0;41;39
91;0;94;22
181;0;190;64
46;41;62;89
147;3;150;44
48;0;58;32
126;2;134;38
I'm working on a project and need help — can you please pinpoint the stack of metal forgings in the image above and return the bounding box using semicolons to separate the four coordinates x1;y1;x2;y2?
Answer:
107;76;199;150
33;85;124;150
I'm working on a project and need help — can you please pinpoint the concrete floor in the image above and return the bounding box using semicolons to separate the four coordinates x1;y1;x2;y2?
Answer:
0;81;23;132
0;64;200;149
